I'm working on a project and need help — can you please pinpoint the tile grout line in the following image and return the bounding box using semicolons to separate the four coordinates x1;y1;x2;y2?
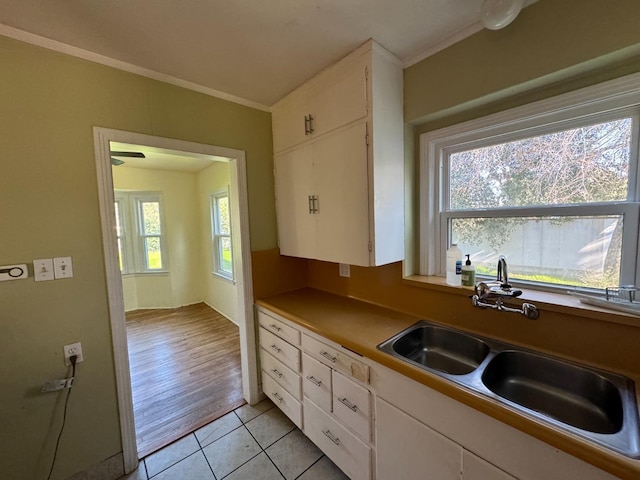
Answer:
143;401;305;480
193;427;218;480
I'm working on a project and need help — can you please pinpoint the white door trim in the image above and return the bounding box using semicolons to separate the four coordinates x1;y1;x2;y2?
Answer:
93;127;259;473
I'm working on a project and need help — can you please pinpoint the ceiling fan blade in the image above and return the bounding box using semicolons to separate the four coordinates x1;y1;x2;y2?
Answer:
111;157;125;166
109;151;146;158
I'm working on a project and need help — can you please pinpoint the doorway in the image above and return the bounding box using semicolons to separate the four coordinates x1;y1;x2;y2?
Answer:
93;128;260;473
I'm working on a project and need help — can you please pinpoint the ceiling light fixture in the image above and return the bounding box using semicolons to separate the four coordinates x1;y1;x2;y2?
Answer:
480;0;524;30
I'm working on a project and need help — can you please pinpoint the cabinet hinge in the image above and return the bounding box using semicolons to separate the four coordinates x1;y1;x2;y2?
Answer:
368;241;372;252
365;66;369;81
365;133;370;146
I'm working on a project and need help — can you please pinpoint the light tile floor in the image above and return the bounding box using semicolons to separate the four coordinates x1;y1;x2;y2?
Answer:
119;399;350;480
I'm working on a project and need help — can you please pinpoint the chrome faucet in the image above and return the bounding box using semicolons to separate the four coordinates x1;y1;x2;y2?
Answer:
497;255;509;288
471;255;539;319
475;255;521;299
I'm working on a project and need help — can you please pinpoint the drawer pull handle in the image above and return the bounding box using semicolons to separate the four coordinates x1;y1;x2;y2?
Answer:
322;429;340;445
273;392;284;403
270;344;282;354
271;368;283;378
338;397;358;412
269;324;281;332
306;375;322;387
320;350;337;363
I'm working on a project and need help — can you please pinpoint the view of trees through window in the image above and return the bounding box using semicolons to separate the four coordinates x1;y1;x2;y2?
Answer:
140;201;163;270
448;118;632;288
212;192;233;278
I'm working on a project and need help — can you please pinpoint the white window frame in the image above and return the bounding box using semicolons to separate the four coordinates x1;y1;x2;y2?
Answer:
211;188;234;281
114;191;168;274
420;73;640;290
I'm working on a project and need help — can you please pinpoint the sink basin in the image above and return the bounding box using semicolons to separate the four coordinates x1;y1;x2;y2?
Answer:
380;323;490;375
482;350;623;434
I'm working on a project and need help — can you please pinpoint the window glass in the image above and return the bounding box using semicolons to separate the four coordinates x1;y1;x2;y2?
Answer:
114;192;167;273
451;215;622;288
449;118;632;210
211;191;233;280
420;80;640;291
140;201;162;235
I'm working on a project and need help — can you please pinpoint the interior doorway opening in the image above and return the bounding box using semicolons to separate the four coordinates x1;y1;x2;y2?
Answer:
94;128;259;473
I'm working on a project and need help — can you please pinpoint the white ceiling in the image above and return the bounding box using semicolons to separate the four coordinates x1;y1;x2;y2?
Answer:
110;142;229;173
0;0;533;109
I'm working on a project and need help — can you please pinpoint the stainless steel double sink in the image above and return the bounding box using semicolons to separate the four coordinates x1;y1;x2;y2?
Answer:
377;320;640;458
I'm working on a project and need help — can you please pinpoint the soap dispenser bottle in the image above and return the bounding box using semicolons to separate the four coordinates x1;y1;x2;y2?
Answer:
461;254;476;287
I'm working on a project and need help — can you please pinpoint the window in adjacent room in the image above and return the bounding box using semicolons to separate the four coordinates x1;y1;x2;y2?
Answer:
420;76;640;291
114;192;167;273
211;189;233;280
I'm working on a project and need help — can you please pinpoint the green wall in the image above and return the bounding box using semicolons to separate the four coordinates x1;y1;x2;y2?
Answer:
405;0;640;127
0;36;273;479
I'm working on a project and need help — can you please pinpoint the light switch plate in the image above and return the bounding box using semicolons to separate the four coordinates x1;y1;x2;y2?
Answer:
34;259;54;281
54;257;73;279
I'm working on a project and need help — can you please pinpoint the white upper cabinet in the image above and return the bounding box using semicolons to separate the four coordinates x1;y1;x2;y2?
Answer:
272;39;404;267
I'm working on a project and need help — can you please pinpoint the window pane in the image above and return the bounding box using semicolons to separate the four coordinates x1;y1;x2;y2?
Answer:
117;238;124;272
145;236;163;270
449;118;632;210
141;201;161;234
114;202;123;236
216;196;231;235
451;215;622;288
218;237;233;274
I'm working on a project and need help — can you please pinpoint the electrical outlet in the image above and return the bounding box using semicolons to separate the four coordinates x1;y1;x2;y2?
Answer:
63;342;84;366
339;263;351;278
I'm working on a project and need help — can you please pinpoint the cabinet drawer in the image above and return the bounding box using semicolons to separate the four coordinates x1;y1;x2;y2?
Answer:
302;354;332;412
258;310;301;346
332;370;371;441
259;327;301;372
304;397;371;480
260;348;301;400
263;374;302;429
303;334;369;383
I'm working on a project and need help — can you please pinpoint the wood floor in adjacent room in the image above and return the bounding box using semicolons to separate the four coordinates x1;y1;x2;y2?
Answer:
126;303;245;458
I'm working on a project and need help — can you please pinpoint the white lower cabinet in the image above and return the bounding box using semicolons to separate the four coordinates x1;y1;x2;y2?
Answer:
376;397;462;480
258;305;618;480
462;450;516;480
304;398;371;480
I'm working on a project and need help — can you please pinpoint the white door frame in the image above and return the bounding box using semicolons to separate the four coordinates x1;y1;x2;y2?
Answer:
93;127;260;473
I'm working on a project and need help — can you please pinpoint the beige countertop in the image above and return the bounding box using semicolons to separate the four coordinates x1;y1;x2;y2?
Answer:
256;287;640;480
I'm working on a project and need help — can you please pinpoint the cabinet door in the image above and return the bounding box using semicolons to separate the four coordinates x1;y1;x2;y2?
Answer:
314;121;371;266
308;54;368;139
272;93;310;154
274;144;316;259
376;397;462;480
272;53;368;154
304;398;371;480
462;450;516;480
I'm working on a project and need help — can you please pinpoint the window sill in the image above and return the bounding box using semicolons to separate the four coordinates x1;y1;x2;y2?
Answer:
121;271;169;277
402;274;640;328
212;271;235;284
